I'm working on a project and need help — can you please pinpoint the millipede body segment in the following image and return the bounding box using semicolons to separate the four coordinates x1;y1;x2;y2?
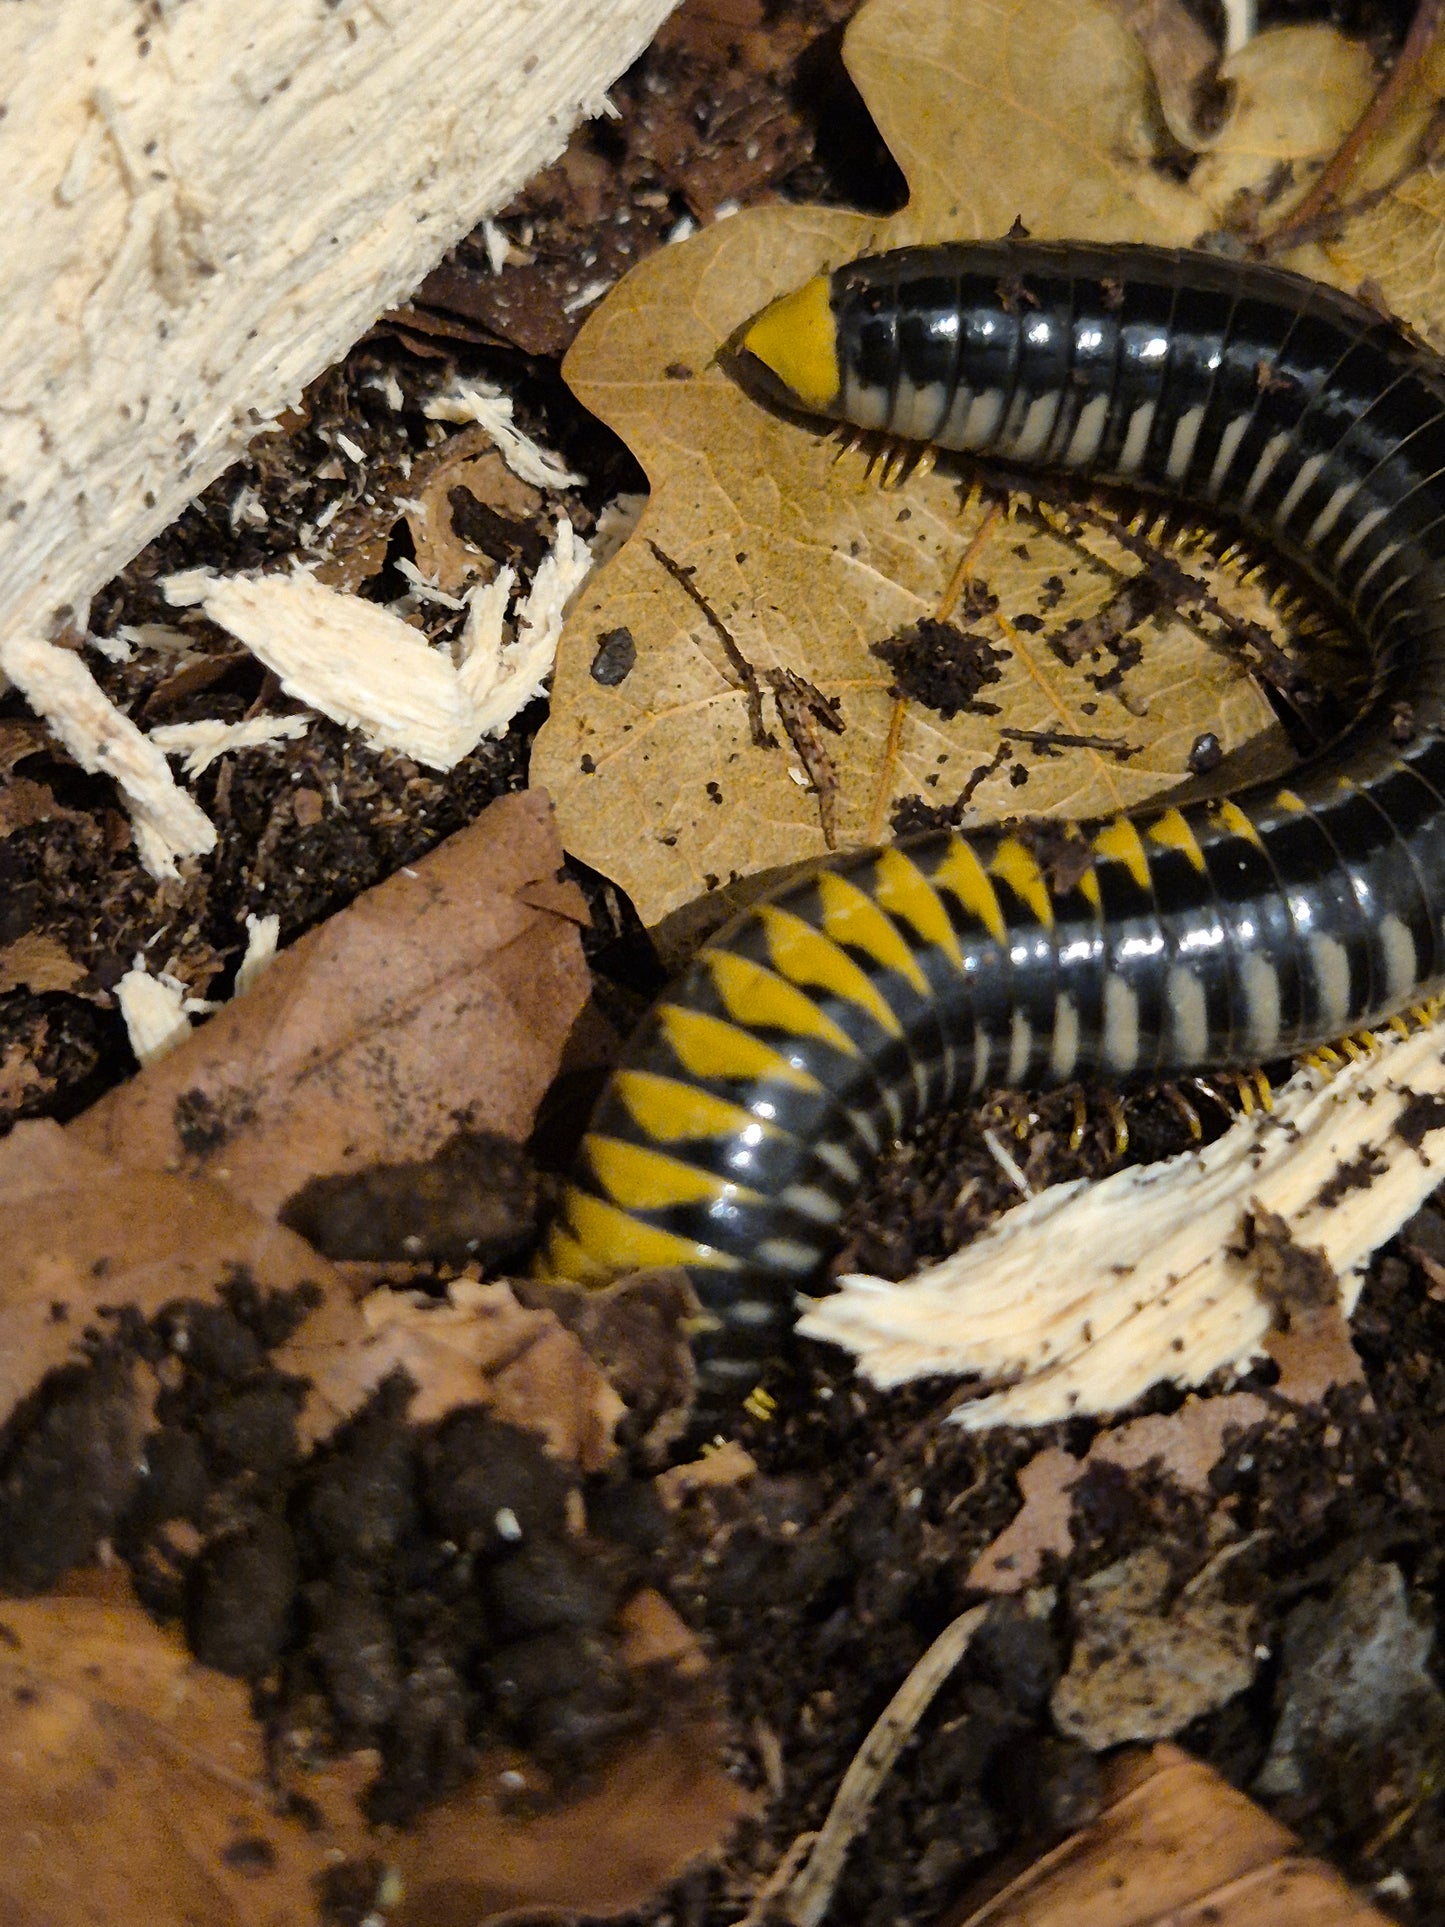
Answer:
541;239;1445;1390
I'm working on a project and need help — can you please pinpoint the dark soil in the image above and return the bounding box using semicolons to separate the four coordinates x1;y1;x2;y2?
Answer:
4;0;1444;1923
0;1276;682;1826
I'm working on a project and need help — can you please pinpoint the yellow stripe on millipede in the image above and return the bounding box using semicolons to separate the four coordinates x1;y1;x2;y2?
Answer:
872;847;964;966
658;1004;824;1087
584;1133;763;1212
1215;799;1265;849
1146;807;1206;872
613;1069;784;1143
706;948;860;1052
756;907;902;1036
990;837;1054;928
1092;816;1152;892
931;838;1006;943
817;870;930;992
538;1214;613;1286
562;1187;740;1273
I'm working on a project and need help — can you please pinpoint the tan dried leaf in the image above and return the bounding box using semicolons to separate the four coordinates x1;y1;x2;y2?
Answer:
0;1121;341;1424
403;425;545;595
532;0;1380;929
279;1277;626;1470
1313;162;1445;351
70;789;589;1220
0;1577;749;1927
1189;26;1375;222
0;930;85;994
954;1744;1392;1924
1279;29;1445;350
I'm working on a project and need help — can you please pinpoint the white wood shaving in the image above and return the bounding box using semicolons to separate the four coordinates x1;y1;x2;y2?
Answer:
459;517;594;734
1223;0;1256;56
365;370;406;412
590;491;647;569
158;572;213;610
423;378;585;490
235;912;280;996
147;712;311;776
87;632;134;665
229;484;268;531
481;217;513;273
798;1020;1445;1430
116;964;192;1066
0;633;215;877
395;556;469;610
560;276;614;315
111;622;197;655
0;0;675;875
162;518;591;768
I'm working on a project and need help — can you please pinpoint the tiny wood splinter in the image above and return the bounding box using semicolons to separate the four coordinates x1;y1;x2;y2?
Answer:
541;239;1445;1392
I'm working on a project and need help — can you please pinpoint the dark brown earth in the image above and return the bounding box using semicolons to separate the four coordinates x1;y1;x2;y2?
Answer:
3;0;1443;1923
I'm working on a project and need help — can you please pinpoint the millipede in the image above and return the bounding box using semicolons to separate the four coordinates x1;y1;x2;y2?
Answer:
539;238;1445;1393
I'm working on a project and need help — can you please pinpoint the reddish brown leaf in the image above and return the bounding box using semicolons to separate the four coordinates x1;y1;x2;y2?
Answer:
71;790;589;1219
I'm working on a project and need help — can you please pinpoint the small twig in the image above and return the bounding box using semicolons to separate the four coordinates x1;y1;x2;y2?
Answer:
736;1835;819;1927
999;725;1141;761
1033;495;1330;739
867;697;908;844
780;1605;992;1927
768;666;843;848
1262;0;1445;252
956;741;1013;811
936;495;1003;624
647;539;775;749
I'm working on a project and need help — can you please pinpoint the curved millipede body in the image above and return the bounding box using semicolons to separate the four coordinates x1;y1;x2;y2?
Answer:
540;239;1445;1392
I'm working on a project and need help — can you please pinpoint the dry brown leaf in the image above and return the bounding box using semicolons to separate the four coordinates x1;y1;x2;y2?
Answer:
0;1119;341;1423
966;1392;1269;1593
532;0;1383;929
70;789;589;1219
1264;1300;1368;1404
0;929;84;994
952;1743;1392;1924
403;424;547;595
0;1039;47;1110
0;1576;748;1927
0;772;72;838
278;1277;626;1469
0;1140;742;1919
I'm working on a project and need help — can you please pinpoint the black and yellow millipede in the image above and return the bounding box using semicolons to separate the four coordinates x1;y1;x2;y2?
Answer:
539;238;1445;1393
